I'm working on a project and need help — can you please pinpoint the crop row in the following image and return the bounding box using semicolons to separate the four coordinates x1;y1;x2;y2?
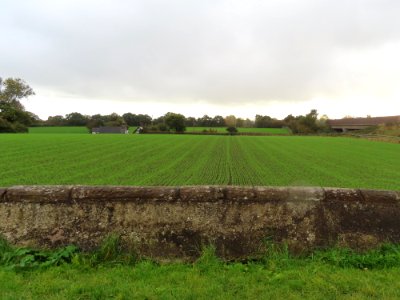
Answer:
0;134;399;190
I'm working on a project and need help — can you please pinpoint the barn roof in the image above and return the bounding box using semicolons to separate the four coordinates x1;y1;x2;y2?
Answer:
327;116;400;126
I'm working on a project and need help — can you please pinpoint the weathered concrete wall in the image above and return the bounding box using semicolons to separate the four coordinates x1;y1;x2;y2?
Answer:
0;186;399;260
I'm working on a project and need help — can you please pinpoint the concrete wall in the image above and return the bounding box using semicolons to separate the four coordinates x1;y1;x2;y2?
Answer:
1;186;399;260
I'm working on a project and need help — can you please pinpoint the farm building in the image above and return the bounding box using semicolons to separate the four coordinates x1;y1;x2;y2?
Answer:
92;126;129;134
327;115;400;132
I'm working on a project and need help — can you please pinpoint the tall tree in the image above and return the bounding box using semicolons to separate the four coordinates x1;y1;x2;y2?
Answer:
164;112;186;132
47;115;66;126
65;112;89;126
0;77;36;132
225;115;237;127
185;117;197;127
212;115;225;127
198;115;212;127
284;109;327;134
0;77;34;109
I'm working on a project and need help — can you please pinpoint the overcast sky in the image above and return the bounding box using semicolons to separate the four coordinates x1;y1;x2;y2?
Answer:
1;0;400;119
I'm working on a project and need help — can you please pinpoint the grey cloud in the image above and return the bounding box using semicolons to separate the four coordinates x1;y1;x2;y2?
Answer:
1;0;400;104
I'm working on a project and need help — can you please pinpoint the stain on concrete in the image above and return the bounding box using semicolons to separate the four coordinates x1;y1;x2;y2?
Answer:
0;186;399;260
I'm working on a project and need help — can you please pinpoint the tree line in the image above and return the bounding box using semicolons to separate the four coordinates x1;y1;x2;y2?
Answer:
37;110;331;134
0;77;330;134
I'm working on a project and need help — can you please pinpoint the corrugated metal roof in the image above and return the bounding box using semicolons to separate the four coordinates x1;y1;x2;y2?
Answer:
327;116;400;126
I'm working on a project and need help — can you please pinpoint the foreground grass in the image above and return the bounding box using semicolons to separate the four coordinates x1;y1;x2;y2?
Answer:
0;135;399;189
3;261;400;299
2;241;400;299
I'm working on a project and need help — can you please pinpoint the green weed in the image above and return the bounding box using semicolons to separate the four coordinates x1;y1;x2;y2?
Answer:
86;234;138;267
0;238;78;271
0;235;139;271
312;243;400;269
194;245;222;273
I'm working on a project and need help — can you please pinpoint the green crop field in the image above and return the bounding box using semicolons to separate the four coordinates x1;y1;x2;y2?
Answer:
0;134;399;189
186;126;290;134
29;126;89;134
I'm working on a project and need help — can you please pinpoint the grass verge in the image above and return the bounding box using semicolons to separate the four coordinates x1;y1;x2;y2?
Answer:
2;236;400;299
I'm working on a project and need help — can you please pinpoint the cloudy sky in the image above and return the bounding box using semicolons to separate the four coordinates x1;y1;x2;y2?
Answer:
1;0;400;119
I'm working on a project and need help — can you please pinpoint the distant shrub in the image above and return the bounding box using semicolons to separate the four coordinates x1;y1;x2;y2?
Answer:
157;124;169;132
0;117;15;133
226;126;238;135
0;118;27;133
12;122;28;133
284;109;332;134
202;128;218;133
165;112;186;133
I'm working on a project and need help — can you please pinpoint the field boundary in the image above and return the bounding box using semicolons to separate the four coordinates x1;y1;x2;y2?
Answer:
347;133;400;143
140;131;289;136
1;185;400;260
